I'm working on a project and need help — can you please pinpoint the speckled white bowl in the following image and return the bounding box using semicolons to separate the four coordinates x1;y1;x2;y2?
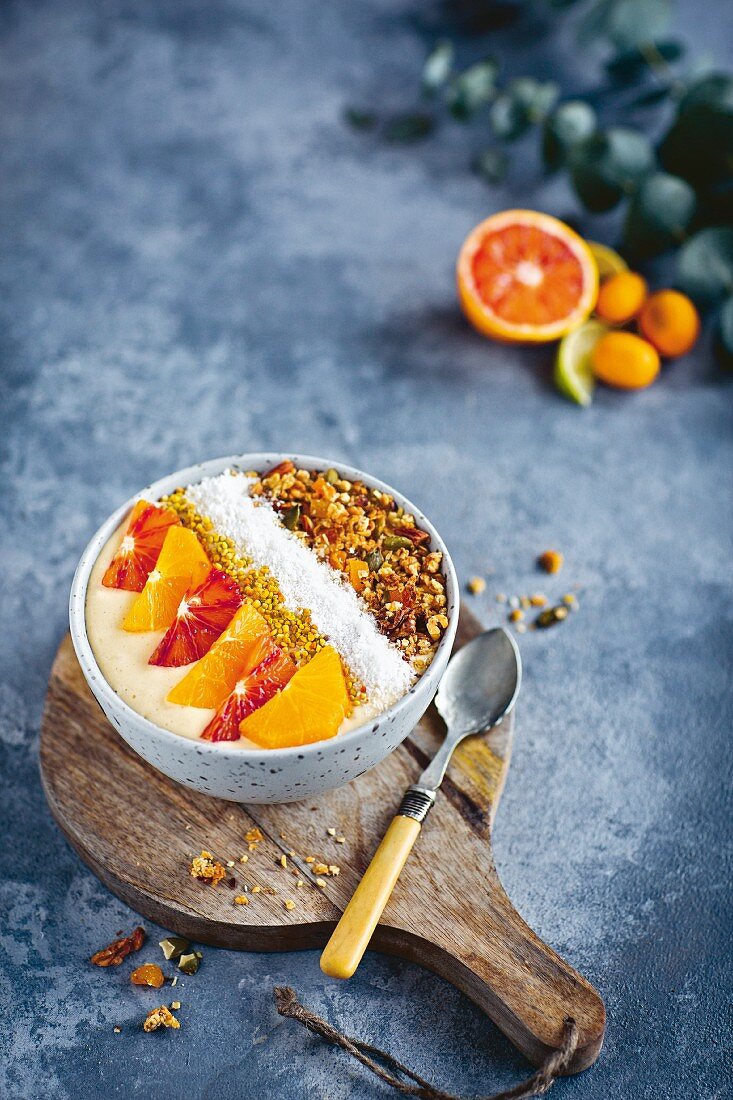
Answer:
69;454;459;803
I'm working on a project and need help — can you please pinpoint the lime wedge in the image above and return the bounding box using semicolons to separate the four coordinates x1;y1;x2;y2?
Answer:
554;320;608;407
587;241;628;282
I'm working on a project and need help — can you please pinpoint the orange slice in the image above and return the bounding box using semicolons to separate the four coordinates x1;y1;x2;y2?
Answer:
122;526;210;632
239;645;349;749
457;209;598;343
148;567;242;667
102;500;180;592
167;603;272;708
201;647;298;742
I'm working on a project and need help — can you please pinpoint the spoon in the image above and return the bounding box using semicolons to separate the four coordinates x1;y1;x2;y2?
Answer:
320;627;522;979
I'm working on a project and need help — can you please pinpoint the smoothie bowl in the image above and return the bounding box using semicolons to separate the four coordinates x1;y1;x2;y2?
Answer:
69;454;459;803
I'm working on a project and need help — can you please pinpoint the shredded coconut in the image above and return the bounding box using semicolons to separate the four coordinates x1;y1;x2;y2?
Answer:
186;472;414;712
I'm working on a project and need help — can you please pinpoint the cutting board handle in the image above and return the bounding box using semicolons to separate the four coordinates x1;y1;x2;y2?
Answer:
373;875;605;1075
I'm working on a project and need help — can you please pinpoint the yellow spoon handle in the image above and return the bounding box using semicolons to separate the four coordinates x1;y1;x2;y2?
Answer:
320;814;421;979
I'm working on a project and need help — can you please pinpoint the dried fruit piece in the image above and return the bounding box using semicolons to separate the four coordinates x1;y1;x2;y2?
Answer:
239;645;349;749
143;1005;180;1032
189;850;226;885
123;527;211;632
159;937;190;961
131;963;165;988
149;568;242;667
347;559;369;591
167;604;271;708
103;501;180;592
202;647;297;742
91;926;146;967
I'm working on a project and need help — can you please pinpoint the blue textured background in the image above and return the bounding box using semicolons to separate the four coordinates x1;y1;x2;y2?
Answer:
1;1;731;1097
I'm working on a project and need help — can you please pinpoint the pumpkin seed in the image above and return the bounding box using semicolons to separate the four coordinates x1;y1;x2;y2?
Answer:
367;549;383;572
383;535;413;551
283;504;301;530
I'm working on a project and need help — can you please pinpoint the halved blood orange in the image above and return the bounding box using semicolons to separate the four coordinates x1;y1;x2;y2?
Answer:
102;500;180;592
239;645;349;749
201;647;298;742
149;567;243;667
122;527;211;632
457;210;598;343
167;604;272;709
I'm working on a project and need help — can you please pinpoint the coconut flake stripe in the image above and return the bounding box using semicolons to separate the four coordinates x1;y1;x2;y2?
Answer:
186;472;414;711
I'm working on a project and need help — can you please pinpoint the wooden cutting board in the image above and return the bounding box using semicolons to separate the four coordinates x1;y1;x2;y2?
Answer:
39;609;605;1074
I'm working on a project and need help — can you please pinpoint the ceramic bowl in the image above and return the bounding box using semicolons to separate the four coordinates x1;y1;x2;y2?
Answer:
69;453;459;803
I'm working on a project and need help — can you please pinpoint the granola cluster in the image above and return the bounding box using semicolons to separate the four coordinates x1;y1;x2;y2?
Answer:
251;462;449;672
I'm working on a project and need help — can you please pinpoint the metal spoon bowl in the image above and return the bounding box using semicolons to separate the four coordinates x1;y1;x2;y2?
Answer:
420;627;522;792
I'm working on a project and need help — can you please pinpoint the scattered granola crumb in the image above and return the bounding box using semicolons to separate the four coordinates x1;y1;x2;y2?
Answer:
467;576;486;595
284;899;296;911
251;885;262;894
538;550;563;574
113;1026;121;1034
239;854;249;863
279;854;288;869
326;827;336;837
313;862;329;875
144;1005;180;1033
516;622;527;634
234;895;250;906
245;827;264;845
563;593;577;606
495;593;507;603
190;851;226;886
509;609;524;623
171;976;178;987
171;1001;181;1011
530;594;547;607
536;604;570;629
305;856;315;864
328;865;340;876
226;860;235;868
336;836;346;844
315;878;327;888
295;878;305;887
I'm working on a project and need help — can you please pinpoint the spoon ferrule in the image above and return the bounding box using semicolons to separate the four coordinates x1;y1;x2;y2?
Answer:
397;786;436;823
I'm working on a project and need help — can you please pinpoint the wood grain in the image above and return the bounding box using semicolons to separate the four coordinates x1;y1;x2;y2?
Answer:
39;610;605;1073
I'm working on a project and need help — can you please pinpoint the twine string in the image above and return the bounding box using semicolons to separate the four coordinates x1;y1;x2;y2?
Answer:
274;986;579;1100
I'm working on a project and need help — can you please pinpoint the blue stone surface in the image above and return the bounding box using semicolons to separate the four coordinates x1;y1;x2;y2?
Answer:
1;2;731;1097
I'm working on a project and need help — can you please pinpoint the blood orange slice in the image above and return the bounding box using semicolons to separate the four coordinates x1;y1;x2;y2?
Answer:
102;500;180;592
167;604;272;709
149;567;243;667
239;645;349;749
457;209;598;343
201;647;298;742
122;526;211;632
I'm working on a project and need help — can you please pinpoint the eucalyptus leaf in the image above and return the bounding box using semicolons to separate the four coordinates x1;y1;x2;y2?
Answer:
676;227;733;306
422;40;454;96
605;39;683;81
578;0;673;52
623;172;697;259
490;78;559;140
660;73;733;188
447;58;498;120
383;112;435;143
571;127;655;212
344;107;378;132
718;296;733;363
542;101;597;169
628;86;672;108
474;147;508;184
